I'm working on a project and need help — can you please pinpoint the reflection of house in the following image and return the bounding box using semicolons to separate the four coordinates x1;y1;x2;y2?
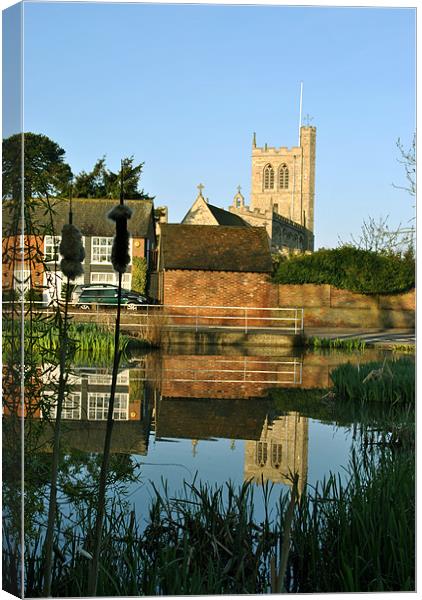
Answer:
244;412;308;493
2;198;156;300
155;223;275;307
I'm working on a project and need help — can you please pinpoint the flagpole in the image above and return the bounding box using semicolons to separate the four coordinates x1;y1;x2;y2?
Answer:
298;81;303;146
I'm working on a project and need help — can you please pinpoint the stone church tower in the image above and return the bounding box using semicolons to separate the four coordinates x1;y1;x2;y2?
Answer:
230;125;316;252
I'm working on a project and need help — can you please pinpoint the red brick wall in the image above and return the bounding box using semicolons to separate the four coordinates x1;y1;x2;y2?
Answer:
163;269;277;307
277;284;415;328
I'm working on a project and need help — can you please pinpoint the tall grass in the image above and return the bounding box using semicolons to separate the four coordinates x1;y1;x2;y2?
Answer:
307;336;367;351
3;448;414;596
2;320;138;362
330;357;415;404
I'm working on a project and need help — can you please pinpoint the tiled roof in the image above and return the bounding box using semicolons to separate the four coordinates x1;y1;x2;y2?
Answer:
207;203;250;227
2;198;154;238
160;224;272;272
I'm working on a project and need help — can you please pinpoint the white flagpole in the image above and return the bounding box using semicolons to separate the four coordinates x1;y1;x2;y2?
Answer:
298;81;303;146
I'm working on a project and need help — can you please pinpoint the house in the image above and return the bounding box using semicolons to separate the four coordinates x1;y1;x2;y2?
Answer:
2;197;156;301
155;223;276;307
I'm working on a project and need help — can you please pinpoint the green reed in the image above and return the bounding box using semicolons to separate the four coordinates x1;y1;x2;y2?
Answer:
307;336;367;351
330;357;415;404
3;447;414;597
1;320;145;363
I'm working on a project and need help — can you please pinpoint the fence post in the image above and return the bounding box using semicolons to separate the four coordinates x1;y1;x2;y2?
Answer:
245;308;248;333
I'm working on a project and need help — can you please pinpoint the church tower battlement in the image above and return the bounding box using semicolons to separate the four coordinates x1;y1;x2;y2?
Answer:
250;126;316;232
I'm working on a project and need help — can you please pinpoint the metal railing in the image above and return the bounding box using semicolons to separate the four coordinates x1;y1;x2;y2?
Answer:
3;301;304;334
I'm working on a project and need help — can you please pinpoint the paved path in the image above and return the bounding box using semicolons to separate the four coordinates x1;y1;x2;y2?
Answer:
305;328;415;347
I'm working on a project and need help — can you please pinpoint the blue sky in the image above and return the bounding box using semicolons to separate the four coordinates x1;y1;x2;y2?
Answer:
4;1;416;248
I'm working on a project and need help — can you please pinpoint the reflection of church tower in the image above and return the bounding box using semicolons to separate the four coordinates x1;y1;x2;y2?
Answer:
243;412;308;494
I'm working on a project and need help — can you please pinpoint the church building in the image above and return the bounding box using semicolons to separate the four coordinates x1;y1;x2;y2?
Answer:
182;125;316;254
229;125;316;253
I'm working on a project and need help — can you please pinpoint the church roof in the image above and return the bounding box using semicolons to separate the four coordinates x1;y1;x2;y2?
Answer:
206;202;250;226
2;198;155;238
160;224;272;273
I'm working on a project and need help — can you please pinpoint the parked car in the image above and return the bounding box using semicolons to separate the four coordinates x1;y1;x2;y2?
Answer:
71;283;117;304
76;285;148;310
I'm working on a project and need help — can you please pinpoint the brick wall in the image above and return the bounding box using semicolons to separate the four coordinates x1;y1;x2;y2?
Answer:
277;284;415;328
163;270;277;307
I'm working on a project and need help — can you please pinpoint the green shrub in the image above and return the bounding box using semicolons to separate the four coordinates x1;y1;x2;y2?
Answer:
132;256;148;294
273;246;415;295
24;288;44;302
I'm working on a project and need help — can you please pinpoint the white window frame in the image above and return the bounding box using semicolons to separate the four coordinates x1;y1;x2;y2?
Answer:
44;235;61;263
41;391;82;420
91;237;113;264
90;237;132;266
88;392;129;421
88;371;129;385
44;235;86;263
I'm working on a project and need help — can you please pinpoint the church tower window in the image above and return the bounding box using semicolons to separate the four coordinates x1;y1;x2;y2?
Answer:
256;441;268;467
263;164;274;190
279;164;289;189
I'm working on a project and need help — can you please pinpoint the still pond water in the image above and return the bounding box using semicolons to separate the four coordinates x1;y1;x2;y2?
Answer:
37;346;393;524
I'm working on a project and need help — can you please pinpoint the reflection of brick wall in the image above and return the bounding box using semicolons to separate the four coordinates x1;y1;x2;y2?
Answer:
157;355;299;398
277;284;415;328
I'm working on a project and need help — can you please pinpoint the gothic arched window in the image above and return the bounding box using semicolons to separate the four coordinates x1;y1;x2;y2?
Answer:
279;164;289;189
256;441;268;467
263;164;274;190
271;442;282;468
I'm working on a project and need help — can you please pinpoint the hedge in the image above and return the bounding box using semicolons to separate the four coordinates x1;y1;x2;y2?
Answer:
273;246;415;295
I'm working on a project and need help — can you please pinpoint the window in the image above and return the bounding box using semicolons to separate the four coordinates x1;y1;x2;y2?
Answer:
91;237;113;264
44;235;86;263
263;164;274;190
88;392;129;420
279;164;289;189
44;236;61;262
56;393;82;420
42;392;82;420
256;441;268;467
90;272;132;289
271;442;282;468
88;371;129;385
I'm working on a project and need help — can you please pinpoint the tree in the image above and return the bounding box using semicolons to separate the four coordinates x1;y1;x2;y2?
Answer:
73;155;153;200
339;215;414;255
341;133;416;255
393;133;416;198
2;132;72;201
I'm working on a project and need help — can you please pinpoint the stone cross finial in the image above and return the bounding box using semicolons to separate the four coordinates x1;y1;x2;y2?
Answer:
237;185;242;193
197;183;205;196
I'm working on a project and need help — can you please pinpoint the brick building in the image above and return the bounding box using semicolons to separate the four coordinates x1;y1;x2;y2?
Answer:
2;198;156;302
155;223;276;307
